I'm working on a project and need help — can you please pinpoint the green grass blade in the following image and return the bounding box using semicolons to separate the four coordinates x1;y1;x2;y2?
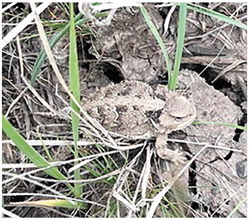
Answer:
69;2;82;198
227;197;247;217
186;3;247;30
140;5;172;83
13;199;80;209
30;13;85;86
36;128;54;161
168;3;187;91
193;120;247;131
2;115;72;186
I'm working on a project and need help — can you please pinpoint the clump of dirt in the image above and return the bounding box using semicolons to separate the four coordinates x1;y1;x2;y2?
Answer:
178;69;246;217
88;4;166;83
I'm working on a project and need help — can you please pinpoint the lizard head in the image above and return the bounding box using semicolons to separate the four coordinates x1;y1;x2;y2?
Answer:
158;91;196;132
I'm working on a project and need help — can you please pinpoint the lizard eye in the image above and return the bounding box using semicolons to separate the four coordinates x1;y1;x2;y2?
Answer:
174;116;183;121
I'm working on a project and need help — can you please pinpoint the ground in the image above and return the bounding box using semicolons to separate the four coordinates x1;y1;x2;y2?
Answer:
2;2;247;218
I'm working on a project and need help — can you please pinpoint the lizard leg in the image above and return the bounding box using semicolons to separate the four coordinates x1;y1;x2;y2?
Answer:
155;134;186;165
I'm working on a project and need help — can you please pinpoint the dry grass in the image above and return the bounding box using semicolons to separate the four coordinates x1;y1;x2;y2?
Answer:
2;2;247;218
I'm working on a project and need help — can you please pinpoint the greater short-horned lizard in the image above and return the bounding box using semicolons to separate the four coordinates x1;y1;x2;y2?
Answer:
83;81;196;164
